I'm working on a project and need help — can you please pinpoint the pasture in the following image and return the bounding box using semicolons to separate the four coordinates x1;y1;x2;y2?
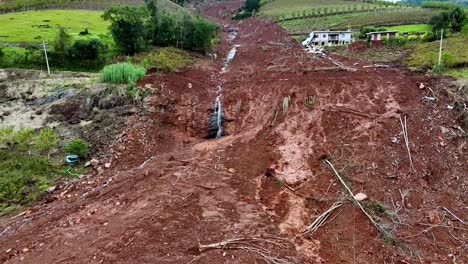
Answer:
0;10;109;44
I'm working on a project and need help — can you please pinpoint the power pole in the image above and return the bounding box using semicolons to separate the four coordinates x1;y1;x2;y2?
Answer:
438;28;443;66
42;41;50;75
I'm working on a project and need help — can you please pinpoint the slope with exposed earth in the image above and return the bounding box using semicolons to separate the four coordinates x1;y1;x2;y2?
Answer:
1;1;467;263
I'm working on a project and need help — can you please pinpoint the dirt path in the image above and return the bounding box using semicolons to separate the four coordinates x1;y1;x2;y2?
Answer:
1;1;467;263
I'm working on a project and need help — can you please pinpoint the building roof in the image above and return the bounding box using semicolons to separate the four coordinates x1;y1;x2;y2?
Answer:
366;31;399;35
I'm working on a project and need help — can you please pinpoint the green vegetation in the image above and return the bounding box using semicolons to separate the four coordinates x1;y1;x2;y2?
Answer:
407;33;468;68
136;47;193;70
260;0;378;18
35;128;59;159
102;5;148;55
386;23;430;32
429;6;466;37
64;139;89;159
0;150;65;215
0;127;67;214
0;10;109;43
0;0;145;13
100;62;146;85
233;0;261;20
279;8;440;32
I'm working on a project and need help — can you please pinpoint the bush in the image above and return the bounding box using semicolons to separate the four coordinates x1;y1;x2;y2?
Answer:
64;139;89;159
14;128;35;152
233;10;252;20
0;127;15;149
69;39;106;61
0;150;62;214
34;128;59;159
100;62;146;85
384;35;408;47
408;35;420;41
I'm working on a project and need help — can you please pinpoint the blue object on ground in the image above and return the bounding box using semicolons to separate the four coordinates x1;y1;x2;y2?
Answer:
66;155;79;163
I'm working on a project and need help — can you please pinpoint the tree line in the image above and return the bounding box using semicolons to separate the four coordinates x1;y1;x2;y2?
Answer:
103;0;218;55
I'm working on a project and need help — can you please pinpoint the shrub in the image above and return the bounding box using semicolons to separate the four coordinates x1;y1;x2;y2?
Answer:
34;128;59;159
101;62;145;85
64;139;89;159
14;128;35;152
408;35;420;41
69;39;106;61
432;52;456;68
0;150;62;214
0;127;15;149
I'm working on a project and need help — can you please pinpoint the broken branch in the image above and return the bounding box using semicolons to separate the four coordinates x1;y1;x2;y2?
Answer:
323;159;393;237
400;115;414;173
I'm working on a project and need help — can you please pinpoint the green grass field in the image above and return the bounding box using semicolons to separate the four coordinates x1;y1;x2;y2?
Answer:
0;10;109;44
384;24;430;32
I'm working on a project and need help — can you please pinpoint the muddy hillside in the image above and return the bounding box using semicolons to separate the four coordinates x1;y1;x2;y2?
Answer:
1;0;467;263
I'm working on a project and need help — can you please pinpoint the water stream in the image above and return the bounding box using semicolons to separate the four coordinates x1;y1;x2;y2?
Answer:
208;28;238;139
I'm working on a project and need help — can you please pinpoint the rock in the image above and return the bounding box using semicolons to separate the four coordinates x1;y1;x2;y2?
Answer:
104;163;111;169
45;186;56;193
419;83;426;89
84;161;91;167
90;159;100;167
440;126;449;134
427;210;441;224
354;193;368;201
228;168;236;174
97;166;105;175
187;83;192;89
22;248;29;253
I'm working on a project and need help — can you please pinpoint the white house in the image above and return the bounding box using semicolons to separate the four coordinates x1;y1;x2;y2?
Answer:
302;30;353;47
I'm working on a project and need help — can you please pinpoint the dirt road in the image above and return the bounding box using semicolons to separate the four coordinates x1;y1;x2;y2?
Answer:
1;1;467;263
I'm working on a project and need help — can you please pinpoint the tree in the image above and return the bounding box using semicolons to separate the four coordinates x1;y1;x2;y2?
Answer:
102;5;148;55
429;7;466;36
69;39;106;60
64;139;89;159
448;7;466;32
35;128;59;159
244;0;260;12
53;26;72;63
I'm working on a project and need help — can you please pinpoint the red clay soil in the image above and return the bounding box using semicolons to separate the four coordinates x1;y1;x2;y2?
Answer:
1;1;467;263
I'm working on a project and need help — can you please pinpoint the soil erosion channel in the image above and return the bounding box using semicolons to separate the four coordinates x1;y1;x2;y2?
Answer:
1;0;467;263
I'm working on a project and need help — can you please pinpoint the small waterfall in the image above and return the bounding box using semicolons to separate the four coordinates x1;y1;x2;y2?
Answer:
209;87;224;138
221;45;240;73
208;28;239;139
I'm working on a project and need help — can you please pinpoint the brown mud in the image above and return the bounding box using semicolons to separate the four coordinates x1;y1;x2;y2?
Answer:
1;1;467;263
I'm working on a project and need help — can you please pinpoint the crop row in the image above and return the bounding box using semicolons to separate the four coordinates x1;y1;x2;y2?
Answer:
270;5;439;23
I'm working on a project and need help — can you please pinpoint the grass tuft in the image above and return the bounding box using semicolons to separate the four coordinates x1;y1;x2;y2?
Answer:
100;62;145;85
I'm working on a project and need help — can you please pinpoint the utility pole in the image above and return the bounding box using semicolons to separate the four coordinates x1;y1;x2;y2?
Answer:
42;41;50;75
438;28;443;66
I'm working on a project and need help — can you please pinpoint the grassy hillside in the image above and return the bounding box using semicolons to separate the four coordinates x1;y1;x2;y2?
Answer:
407;34;468;68
281;8;439;33
260;0;377;17
0;10;109;44
260;0;442;32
